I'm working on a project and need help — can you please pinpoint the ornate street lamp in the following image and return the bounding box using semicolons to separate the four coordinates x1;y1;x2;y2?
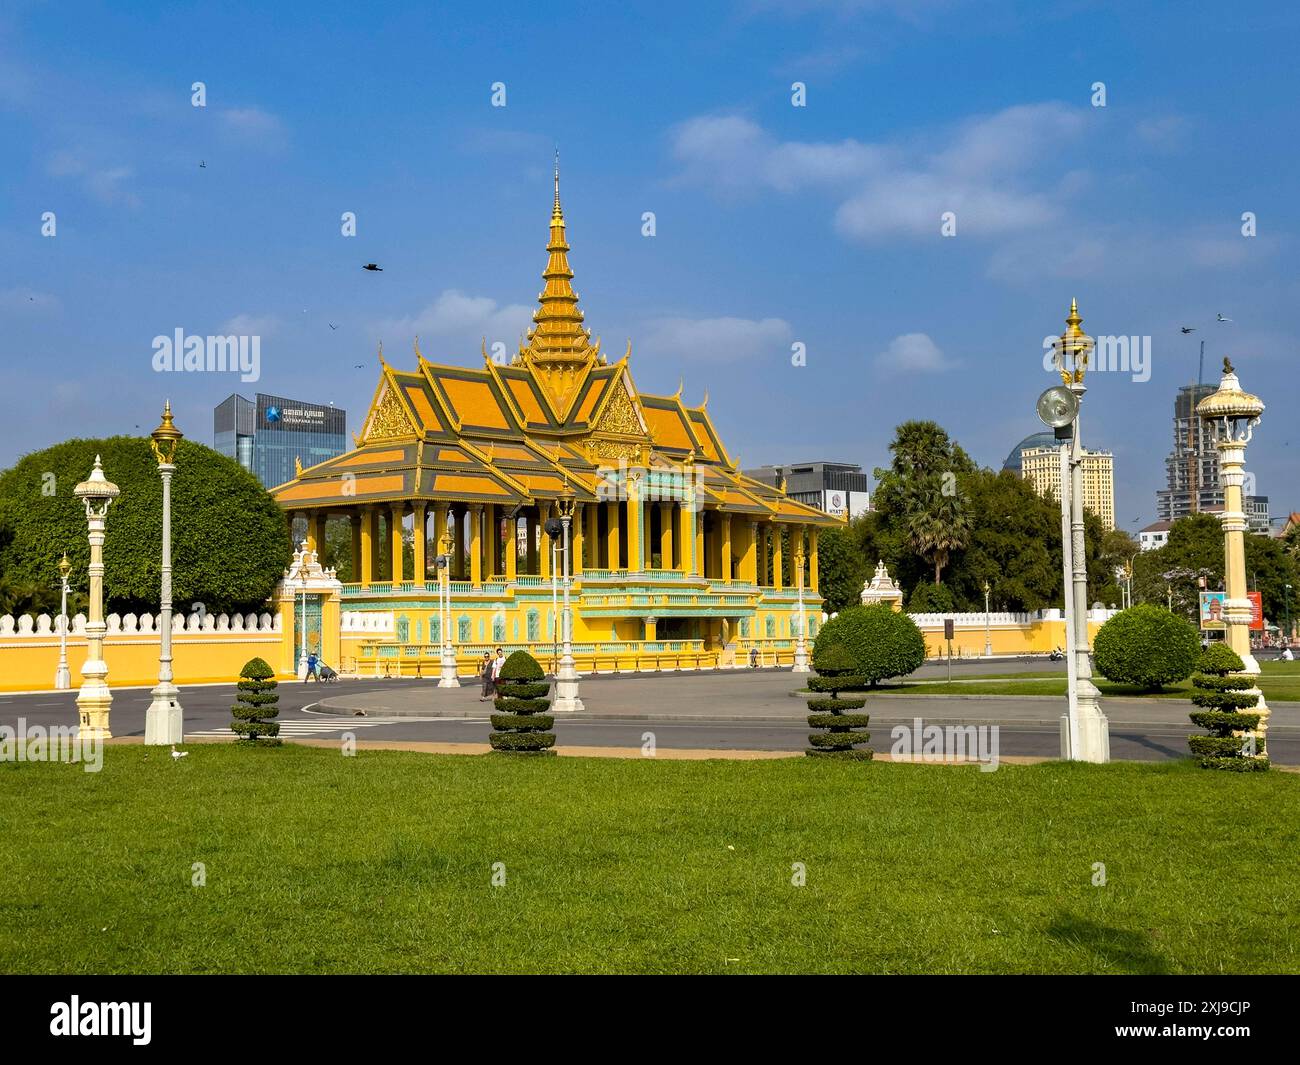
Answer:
1197;357;1268;752
145;402;185;743
73;456;120;739
792;542;810;673
437;521;459;688
54;552;73;689
1036;298;1109;762
552;483;585;711
982;579;993;658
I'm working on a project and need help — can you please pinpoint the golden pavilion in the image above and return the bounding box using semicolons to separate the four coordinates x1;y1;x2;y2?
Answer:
270;169;840;674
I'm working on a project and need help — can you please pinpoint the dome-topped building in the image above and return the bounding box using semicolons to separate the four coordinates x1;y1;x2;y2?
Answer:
1001;431;1057;473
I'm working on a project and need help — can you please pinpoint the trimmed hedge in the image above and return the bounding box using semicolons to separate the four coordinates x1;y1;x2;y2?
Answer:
804;639;872;761
1187;643;1267;771
230;657;281;746
489;650;555;755
813;606;924;688
1093;604;1199;691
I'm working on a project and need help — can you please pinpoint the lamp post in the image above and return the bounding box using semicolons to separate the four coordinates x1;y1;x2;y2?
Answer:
298;559;309;679
982;580;993;657
437;523;459;688
54;552;73;689
552;485;585;711
792;543;810;673
1037;299;1109;762
1196;358;1269;752
73;456;120;739
145;402;185;744
1285;584;1292;646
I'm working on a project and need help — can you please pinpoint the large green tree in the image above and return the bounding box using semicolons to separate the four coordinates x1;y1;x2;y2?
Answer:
0;437;293;614
1131;512;1300;624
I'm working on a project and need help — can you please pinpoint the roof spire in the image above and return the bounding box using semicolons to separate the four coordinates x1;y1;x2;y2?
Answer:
553;147;562;221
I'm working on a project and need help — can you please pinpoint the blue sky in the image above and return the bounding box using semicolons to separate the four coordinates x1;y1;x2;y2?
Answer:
2;0;1296;531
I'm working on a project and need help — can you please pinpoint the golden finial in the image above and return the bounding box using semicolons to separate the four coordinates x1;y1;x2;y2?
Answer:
673;376;684;400
150;399;183;466
295;455;303;477
701;388;709;410
377;340;386;366
1224;356;1234;375
413;335;422;361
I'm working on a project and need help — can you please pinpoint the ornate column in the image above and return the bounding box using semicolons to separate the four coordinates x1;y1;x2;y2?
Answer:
572;503;584;577
311;511;327;556
74;456;119;740
360;505;376;587
744;521;758;584
607;500;622;572
525;509;538;574
470;504;483;587
412;503;427;586
1198;359;1270;752
772;524;784;591
350;512;362;584
540;503;553;580
679;496;694;575
720;512;733;584
659;502;673;571
809;527;820;593
694;507;705;579
505;508;518;581
389;503;405;584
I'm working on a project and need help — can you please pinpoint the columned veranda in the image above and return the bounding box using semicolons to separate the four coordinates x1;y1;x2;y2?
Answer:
289;502;818;591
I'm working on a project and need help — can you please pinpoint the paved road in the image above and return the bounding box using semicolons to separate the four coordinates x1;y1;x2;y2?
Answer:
2;661;1294;763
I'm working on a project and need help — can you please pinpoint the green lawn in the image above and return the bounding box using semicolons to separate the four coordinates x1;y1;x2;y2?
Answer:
885;660;1300;701
2;745;1297;974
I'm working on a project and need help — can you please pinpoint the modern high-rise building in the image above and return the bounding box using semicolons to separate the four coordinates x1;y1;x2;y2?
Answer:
1155;382;1269;532
214;393;347;489
744;461;871;519
1020;446;1116;530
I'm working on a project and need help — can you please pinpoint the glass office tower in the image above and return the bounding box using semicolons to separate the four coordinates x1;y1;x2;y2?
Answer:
214;393;347;488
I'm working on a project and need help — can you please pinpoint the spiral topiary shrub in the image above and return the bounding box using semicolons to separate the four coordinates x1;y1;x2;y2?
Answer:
230;657;281;746
1187;643;1268;771
805;639;872;760
814;605;925;687
1093;604;1199;691
489;650;555;755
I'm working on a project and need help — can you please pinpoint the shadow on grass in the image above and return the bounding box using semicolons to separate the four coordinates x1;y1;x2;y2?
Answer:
1047;915;1169;974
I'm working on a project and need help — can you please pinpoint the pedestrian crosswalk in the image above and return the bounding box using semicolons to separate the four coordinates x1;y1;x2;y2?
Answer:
186;719;393;739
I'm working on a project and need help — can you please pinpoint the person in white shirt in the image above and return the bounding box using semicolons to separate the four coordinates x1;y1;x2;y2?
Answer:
491;648;506;688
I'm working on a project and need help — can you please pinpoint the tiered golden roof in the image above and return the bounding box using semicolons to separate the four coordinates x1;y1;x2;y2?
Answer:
271;173;837;527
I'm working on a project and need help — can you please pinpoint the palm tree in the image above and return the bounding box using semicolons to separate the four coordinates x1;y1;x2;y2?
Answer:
907;487;971;585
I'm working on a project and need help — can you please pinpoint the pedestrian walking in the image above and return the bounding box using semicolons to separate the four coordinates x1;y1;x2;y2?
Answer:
479;652;494;700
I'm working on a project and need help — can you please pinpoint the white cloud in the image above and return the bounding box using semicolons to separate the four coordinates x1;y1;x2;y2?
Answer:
875;332;954;374
377;290;534;355
671;102;1086;241
639;315;793;362
219;106;287;149
220;313;280;336
46;150;139;207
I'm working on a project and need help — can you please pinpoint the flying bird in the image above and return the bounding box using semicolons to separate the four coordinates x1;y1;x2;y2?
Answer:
354;363;365;368
328;323;338;330
199;160;206;168
1180;326;1196;334
1217;313;1232;322
362;263;383;272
